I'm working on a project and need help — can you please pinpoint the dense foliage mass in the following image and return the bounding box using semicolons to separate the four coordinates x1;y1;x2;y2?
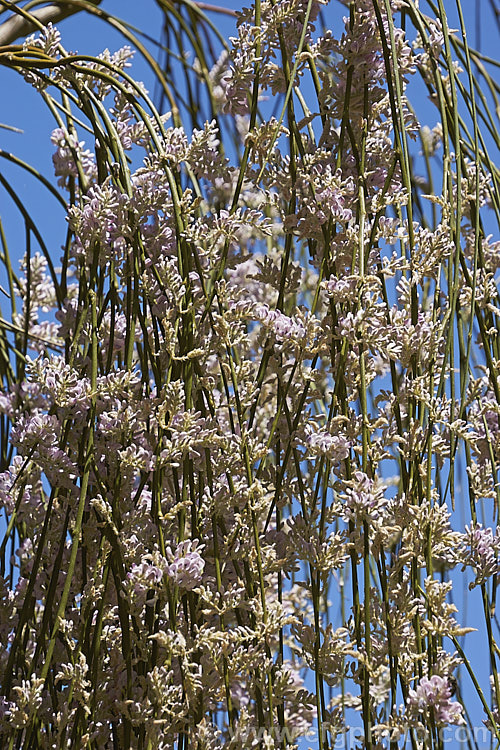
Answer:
0;0;499;747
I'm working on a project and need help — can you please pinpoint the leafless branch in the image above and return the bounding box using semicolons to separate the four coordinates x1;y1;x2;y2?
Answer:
0;0;101;47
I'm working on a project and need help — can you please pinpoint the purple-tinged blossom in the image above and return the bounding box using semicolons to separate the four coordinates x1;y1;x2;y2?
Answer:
253;303;319;350
342;472;388;523
10;412;78;489
303;424;351;463
406;675;464;727
267;309;306;342
467;395;500;463
21;24;62;90
27;355;91;414
220;24;260;115
125;556;166;605
462;523;500;589
187;120;228;181
68;181;131;266
74;46;135;100
0;458;42;520
323;274;359;304
159;126;189;164
110;89;152;151
17;253;57;314
51;128;97;188
166;540;205;590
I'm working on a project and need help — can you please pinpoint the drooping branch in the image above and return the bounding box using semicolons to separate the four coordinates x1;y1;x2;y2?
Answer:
0;0;236;47
0;0;101;46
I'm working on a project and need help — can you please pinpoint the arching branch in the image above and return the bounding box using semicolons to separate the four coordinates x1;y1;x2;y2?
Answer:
0;0;102;47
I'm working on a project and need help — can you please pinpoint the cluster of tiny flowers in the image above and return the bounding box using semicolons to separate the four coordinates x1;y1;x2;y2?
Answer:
406;675;464;727
165;541;205;590
50;127;97;188
461;523;500;589
0;1;498;747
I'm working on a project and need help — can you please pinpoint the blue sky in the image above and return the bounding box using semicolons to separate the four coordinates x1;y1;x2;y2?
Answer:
0;1;499;747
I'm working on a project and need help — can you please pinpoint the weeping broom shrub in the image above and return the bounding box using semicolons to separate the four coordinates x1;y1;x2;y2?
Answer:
0;0;499;747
